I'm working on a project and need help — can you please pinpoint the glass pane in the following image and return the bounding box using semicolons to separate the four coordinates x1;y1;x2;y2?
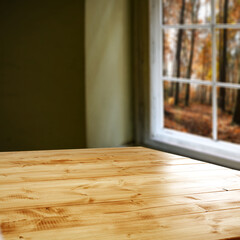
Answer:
163;0;211;25
164;82;212;138
216;0;240;24
163;29;212;81
218;87;240;144
216;29;240;84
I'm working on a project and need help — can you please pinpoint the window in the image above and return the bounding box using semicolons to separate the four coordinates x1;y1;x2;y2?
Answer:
150;0;240;168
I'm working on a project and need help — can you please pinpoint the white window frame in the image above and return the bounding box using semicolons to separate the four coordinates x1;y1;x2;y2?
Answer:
149;0;240;169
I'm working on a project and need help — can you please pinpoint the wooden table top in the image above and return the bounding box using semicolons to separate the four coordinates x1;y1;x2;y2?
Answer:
0;147;240;240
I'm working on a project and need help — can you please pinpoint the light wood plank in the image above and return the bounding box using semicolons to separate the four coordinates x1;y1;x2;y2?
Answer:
0;147;240;240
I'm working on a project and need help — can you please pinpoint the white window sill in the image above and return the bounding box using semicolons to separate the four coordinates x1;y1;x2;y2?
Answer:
145;129;240;170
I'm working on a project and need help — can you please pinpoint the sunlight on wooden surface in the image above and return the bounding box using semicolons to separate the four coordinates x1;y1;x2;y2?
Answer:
0;147;240;239
0;229;3;240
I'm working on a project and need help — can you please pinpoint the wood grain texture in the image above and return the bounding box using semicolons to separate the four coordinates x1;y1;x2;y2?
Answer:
0;147;240;240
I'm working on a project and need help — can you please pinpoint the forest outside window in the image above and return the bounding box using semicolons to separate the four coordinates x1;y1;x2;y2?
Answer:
150;0;240;166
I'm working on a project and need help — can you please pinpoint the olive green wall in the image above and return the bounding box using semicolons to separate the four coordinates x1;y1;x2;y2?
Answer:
0;0;86;151
0;0;133;151
85;0;133;147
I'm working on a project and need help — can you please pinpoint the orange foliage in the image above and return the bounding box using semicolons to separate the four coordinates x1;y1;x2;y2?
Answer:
165;103;240;144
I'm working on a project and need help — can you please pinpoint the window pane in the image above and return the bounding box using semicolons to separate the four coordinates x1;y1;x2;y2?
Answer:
216;0;240;24
218;87;240;144
163;0;211;25
216;29;240;84
164;82;212;137
163;29;212;81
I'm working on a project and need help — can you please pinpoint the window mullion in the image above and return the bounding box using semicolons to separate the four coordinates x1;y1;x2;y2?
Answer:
150;0;162;136
163;24;211;29
216;23;240;29
211;0;218;141
162;77;212;86
159;0;164;129
217;82;240;89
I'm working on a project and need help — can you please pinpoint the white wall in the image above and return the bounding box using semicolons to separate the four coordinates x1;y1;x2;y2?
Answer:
85;0;133;147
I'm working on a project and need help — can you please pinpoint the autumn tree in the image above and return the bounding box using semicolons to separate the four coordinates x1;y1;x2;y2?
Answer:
218;0;229;112
232;47;240;125
184;0;200;106
174;0;186;106
233;89;240;124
